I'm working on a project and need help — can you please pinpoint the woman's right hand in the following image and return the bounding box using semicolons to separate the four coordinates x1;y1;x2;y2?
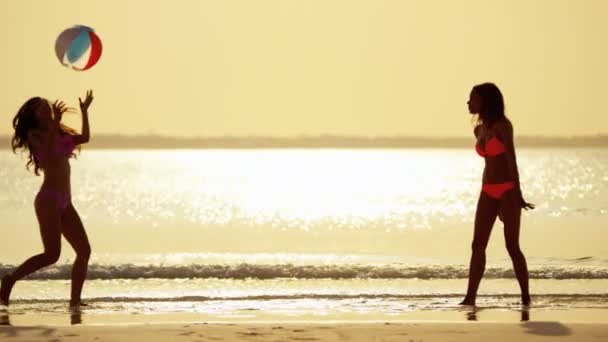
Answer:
79;90;94;114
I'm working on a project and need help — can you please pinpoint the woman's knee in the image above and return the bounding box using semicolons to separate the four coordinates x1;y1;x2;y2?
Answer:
42;248;61;265
505;241;522;256
75;242;91;260
471;240;487;254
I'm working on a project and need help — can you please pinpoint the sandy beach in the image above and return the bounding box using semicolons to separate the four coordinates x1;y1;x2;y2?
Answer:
2;307;608;341
1;321;608;342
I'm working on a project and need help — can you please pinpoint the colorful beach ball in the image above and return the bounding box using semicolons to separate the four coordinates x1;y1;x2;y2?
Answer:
55;25;102;71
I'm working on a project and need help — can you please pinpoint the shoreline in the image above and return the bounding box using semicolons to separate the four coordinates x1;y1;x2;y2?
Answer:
3;307;608;325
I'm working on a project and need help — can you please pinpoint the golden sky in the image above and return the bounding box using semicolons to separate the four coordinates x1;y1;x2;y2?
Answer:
1;0;607;137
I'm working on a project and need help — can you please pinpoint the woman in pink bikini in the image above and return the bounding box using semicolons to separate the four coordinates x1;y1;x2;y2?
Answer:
460;83;534;306
1;90;94;308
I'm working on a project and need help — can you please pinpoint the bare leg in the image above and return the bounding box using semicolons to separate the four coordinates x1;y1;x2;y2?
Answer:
60;203;91;307
1;198;62;306
500;190;530;305
460;192;499;305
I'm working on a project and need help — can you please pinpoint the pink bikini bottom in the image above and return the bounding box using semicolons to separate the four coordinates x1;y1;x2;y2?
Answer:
35;189;71;212
482;182;515;199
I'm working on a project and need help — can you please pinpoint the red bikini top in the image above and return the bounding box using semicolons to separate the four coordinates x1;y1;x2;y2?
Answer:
476;135;506;157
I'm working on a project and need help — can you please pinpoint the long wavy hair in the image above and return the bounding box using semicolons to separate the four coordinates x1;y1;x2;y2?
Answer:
11;97;80;175
472;83;507;128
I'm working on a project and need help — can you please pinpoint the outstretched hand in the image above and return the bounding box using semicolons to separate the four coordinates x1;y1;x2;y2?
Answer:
79;90;94;113
52;100;68;122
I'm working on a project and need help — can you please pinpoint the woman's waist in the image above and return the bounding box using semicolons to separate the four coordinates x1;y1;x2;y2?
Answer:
482;167;513;184
40;162;70;176
39;180;71;195
481;173;516;185
481;179;516;186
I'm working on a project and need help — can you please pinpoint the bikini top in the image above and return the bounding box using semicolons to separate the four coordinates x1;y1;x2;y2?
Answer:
476;135;506;157
33;134;75;162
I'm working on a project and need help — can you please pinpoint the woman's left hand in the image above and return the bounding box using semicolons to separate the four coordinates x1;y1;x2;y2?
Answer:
514;188;534;210
520;197;535;210
79;89;94;113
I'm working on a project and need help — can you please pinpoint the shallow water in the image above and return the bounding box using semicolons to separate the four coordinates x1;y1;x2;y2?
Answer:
1;148;607;316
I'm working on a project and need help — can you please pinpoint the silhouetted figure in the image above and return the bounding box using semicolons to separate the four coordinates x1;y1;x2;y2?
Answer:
1;90;94;308
460;83;534;306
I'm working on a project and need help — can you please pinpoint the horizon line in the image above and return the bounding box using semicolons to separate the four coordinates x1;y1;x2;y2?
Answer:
3;134;608;149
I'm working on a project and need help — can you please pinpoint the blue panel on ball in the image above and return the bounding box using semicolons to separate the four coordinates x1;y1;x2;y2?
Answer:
67;29;91;63
55;27;81;64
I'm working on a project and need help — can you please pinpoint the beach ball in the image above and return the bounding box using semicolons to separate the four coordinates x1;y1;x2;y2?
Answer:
55;25;103;71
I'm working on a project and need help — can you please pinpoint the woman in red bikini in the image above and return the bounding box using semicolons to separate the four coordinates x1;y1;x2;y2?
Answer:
460;83;534;306
1;90;94;308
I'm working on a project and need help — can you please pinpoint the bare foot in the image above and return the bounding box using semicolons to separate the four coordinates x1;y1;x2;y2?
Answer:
0;275;15;306
459;296;476;306
69;300;89;308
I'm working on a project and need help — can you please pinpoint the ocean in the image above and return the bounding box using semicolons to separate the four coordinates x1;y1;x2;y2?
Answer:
1;148;607;321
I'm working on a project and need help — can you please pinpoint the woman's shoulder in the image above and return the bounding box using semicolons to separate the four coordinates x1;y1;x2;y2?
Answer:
491;119;513;140
494;119;512;131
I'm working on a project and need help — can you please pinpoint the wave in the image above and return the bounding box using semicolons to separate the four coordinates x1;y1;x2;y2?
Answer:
1;263;608;280
8;293;608;305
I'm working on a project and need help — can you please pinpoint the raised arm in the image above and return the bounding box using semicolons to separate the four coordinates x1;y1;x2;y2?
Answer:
72;90;93;146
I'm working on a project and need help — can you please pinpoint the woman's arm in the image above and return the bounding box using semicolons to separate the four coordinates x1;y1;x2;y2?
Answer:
72;90;93;145
497;121;520;187
495;121;534;210
72;111;89;145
